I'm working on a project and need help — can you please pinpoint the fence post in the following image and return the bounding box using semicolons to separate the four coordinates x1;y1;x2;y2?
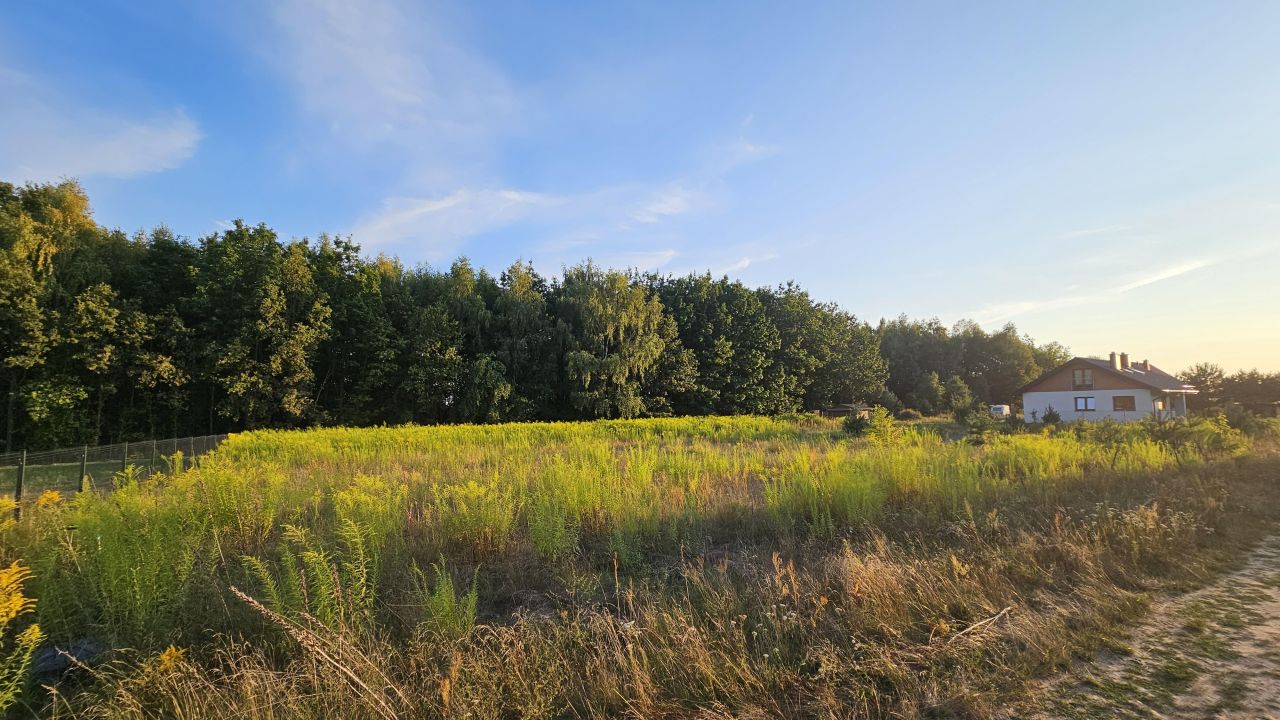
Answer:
150;440;157;478
121;440;129;473
13;450;25;520
188;437;195;469
80;445;88;493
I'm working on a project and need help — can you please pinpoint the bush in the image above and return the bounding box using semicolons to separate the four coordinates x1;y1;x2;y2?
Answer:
1215;405;1272;438
895;408;923;421
865;406;901;445
1041;405;1062;424
842;413;871;436
843;408;900;444
1002;414;1027;434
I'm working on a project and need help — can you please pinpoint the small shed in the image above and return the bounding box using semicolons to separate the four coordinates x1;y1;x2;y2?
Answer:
818;403;872;420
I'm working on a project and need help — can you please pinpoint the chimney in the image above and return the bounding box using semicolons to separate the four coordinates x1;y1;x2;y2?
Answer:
1140;359;1150;371
1110;351;1120;370
1119;352;1129;370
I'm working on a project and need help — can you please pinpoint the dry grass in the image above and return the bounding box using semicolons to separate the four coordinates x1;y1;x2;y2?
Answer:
0;415;1276;718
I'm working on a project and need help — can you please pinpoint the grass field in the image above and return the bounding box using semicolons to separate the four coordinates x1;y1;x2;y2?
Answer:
1;414;1277;718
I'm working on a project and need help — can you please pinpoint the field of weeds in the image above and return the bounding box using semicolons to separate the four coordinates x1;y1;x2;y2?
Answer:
1;415;1278;718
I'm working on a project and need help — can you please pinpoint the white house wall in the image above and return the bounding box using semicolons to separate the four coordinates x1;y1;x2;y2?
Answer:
1022;388;1156;423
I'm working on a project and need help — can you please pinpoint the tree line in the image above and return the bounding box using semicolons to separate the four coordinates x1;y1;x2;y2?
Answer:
3;180;1083;450
1179;363;1280;414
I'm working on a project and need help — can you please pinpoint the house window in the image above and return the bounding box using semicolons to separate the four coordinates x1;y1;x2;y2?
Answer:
1072;368;1094;390
1074;396;1096;412
1113;395;1136;412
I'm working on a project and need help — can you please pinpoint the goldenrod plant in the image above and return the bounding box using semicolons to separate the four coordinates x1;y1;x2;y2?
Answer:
0;414;1274;717
0;562;43;712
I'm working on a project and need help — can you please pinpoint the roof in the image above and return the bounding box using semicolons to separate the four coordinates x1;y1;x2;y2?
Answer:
1021;356;1199;394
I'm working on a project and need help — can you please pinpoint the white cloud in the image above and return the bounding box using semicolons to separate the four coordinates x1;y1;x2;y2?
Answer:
351;188;558;259
264;0;513;181
1114;259;1211;293
0;66;200;182
971;258;1215;324
630;185;705;224
259;1;777;263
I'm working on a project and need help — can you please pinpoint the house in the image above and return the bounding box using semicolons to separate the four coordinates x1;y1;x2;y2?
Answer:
1021;352;1197;423
818;403;872;419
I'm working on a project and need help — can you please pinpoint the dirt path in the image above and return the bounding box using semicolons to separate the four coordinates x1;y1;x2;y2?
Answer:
1020;535;1280;719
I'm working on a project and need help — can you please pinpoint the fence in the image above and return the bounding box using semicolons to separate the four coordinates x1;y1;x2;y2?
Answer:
2;435;228;504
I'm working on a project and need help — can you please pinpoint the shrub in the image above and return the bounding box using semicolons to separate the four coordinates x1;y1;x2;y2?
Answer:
865;407;902;446
895;408;923;421
1041;405;1062;424
842;413;871;436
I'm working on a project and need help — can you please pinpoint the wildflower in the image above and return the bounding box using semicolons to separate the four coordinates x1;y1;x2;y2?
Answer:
158;645;187;672
36;490;62;508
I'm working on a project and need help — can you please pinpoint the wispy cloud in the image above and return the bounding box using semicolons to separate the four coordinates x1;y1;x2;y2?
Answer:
971;258;1216;324
0;66;200;182
1115;259;1210;293
351;189;558;259
630;185;705;224
264;0;513;184
261;2;776;265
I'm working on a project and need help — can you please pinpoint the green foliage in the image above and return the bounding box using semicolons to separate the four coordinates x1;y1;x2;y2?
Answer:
878;315;1064;411
1041;405;1062;424
863;406;901;446
941;374;973;414
1;412;1273;718
413;561;478;642
556;263;674;419
842;413;871;436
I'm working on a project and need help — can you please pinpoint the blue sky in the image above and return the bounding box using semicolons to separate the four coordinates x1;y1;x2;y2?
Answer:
3;1;1279;371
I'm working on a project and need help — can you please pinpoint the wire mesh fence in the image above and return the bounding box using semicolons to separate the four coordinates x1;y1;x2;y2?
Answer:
1;434;228;504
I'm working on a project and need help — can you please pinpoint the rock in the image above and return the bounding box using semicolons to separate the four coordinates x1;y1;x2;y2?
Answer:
31;637;107;680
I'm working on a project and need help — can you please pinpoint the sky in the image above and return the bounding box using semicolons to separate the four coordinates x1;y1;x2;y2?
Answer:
2;1;1279;372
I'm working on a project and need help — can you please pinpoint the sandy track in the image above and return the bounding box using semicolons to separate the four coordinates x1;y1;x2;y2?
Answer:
1020;535;1280;719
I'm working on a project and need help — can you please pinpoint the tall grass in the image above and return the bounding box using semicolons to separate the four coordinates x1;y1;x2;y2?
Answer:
0;414;1271;718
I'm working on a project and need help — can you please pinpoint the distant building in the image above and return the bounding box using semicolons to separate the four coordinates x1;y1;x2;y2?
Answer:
818;403;872;419
1021;352;1197;423
989;404;1012;418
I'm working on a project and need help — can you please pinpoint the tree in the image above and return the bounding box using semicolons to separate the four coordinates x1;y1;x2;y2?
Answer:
311;236;399;425
906;372;945;416
878;316;959;409
650;273;782;414
196;223;331;429
491;261;560;420
941;374;974;415
1180;363;1225;411
555;263;669;419
1;177;1109;448
953;321;1040;404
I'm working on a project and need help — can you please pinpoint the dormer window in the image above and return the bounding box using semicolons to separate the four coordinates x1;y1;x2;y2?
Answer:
1072;368;1093;390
